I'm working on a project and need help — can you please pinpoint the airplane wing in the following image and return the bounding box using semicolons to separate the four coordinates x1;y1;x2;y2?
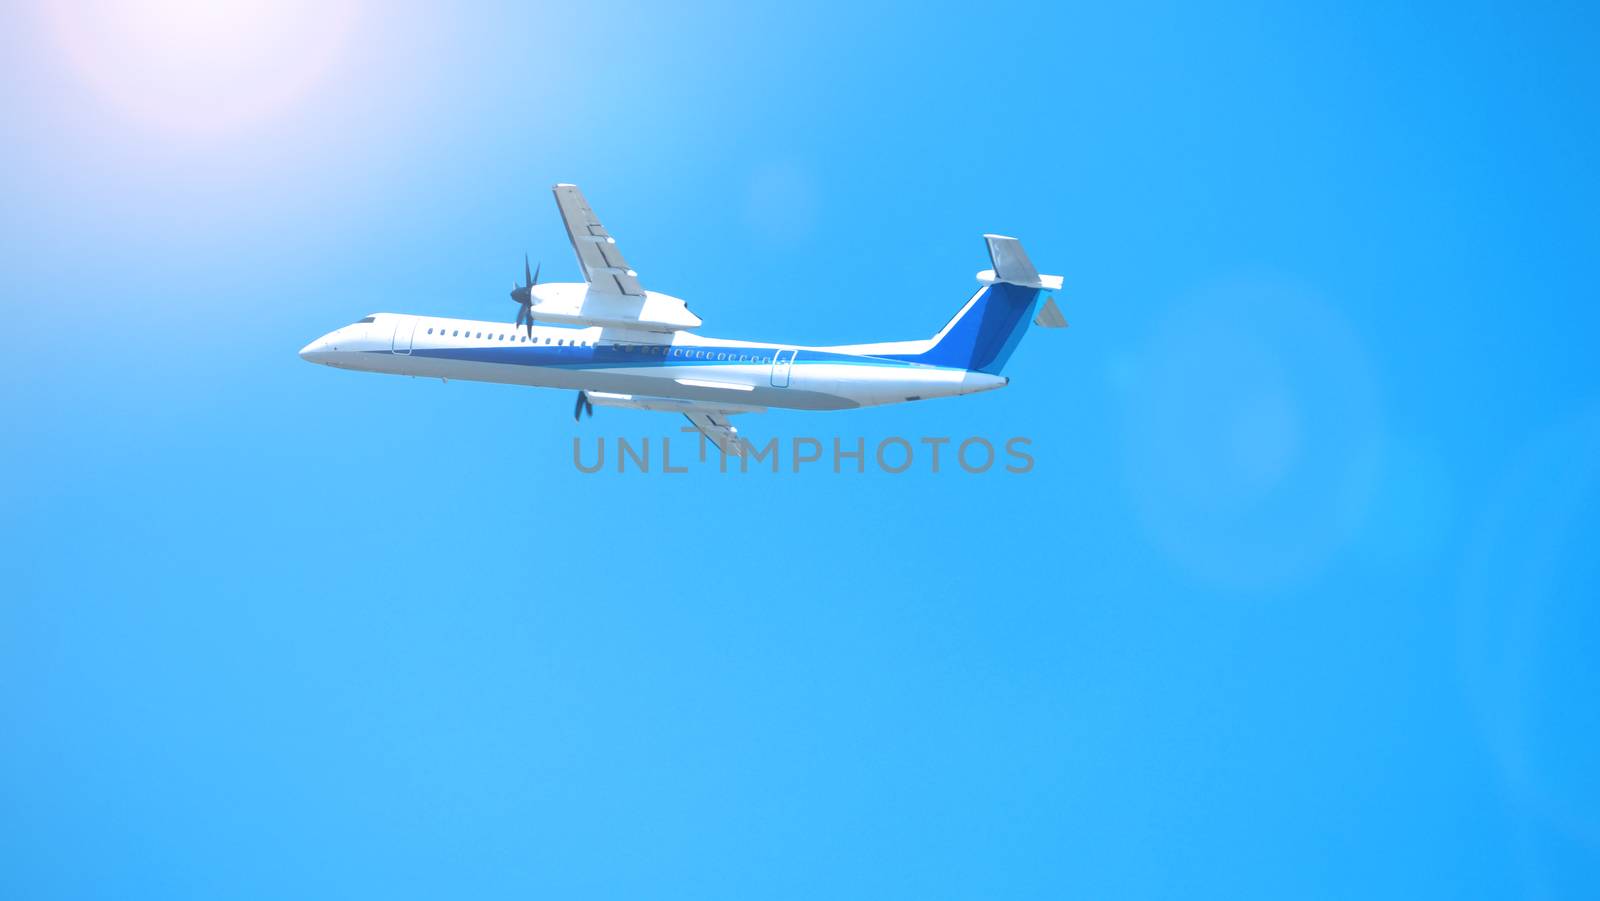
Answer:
553;184;645;297
684;411;748;457
580;390;757;457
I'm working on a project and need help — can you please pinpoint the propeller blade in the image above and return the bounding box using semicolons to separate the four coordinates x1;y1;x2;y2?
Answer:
515;305;525;327
524;254;533;288
532;261;540;286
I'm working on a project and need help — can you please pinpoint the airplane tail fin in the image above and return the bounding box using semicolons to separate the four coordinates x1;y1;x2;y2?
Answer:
908;236;1065;374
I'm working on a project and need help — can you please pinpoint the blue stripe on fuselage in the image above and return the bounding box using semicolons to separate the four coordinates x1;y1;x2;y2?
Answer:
371;344;952;371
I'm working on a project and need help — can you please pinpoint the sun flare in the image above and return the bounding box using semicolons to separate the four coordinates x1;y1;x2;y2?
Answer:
44;0;361;136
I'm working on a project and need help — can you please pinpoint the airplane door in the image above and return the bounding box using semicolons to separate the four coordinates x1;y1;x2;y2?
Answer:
390;317;416;355
770;349;796;387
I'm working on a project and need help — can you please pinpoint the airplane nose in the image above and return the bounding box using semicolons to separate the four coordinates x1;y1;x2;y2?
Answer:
299;336;335;363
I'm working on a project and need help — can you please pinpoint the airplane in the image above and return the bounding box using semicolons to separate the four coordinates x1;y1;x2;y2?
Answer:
298;184;1067;455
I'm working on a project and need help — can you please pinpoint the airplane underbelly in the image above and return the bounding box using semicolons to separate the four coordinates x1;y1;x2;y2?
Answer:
367;354;858;410
793;363;970;407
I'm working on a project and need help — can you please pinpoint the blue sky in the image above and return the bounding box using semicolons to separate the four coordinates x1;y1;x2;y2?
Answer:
2;1;1598;897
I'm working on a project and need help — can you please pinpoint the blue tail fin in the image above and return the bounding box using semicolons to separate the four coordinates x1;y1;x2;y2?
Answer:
906;282;1044;374
889;236;1060;374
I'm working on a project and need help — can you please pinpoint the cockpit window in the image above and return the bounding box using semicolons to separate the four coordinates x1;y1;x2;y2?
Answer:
357;316;376;323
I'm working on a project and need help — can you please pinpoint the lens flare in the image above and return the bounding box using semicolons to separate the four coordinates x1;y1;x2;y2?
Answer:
44;0;361;136
1117;276;1381;591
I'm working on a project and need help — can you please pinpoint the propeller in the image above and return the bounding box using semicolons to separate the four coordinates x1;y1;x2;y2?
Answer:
509;254;541;337
573;390;594;422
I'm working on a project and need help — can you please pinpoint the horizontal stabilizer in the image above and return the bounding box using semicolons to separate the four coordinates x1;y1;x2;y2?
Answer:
977;234;1063;290
985;234;1039;283
1033;296;1068;328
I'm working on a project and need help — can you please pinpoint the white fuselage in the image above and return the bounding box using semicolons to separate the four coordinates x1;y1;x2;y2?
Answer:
299;311;1006;412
